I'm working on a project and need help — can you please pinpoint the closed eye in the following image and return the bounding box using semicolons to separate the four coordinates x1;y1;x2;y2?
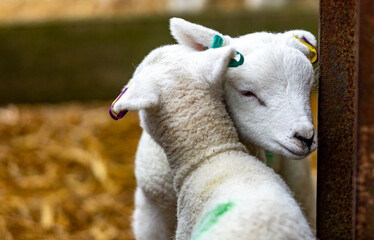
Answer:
240;90;266;106
241;91;256;97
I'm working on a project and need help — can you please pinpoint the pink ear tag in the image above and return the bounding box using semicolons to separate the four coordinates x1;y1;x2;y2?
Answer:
109;82;132;120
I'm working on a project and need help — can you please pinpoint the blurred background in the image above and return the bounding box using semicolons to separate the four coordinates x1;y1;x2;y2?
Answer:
0;1;318;239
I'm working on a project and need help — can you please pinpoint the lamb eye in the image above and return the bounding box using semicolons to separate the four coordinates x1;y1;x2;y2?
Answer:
241;91;256;97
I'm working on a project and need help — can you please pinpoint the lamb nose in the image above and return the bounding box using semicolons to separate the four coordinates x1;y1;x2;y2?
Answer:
295;132;314;149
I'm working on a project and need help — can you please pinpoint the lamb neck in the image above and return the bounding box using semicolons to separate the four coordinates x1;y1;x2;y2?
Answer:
143;84;247;192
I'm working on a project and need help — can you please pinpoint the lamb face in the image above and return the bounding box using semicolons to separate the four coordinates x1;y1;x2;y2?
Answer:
224;45;316;159
170;18;317;159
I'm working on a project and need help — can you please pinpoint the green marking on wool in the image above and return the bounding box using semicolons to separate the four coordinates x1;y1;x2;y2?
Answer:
265;150;275;167
191;202;234;240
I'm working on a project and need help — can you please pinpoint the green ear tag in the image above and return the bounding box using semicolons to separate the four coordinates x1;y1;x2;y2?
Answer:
211;35;224;48
210;35;244;68
228;51;244;67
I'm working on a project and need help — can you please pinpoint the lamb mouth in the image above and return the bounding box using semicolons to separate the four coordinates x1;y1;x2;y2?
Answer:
277;142;309;159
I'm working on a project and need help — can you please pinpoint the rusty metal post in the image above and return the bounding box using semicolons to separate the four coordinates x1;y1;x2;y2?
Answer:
356;0;374;239
318;0;358;238
318;0;374;239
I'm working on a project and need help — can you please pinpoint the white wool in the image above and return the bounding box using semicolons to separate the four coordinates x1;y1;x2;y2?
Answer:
132;188;176;240
131;18;317;240
113;43;315;239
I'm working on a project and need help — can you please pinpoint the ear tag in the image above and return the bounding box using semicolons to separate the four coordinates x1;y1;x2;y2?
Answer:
211;35;224;48
109;82;132;120
210;35;244;68
294;36;318;63
228;52;244;67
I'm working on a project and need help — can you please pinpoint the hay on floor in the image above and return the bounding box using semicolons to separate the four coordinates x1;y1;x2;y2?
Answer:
0;103;141;240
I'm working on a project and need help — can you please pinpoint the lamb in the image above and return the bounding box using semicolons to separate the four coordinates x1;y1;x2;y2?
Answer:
129;18;317;240
111;41;315;239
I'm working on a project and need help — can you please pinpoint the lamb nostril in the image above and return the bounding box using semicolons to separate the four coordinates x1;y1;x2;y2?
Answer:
295;132;314;149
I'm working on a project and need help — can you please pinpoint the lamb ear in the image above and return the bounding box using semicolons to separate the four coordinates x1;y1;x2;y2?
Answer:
112;78;159;114
170;17;231;51
281;30;318;62
200;46;236;84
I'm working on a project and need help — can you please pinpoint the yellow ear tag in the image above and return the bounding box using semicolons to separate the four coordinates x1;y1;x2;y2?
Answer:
109;81;132;120
294;36;318;63
111;82;132;112
110;95;122;115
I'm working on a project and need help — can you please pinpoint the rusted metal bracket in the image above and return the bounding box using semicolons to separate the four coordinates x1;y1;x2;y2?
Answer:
318;0;374;239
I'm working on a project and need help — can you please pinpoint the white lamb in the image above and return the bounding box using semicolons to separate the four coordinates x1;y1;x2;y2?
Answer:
130;18;317;240
111;43;315;239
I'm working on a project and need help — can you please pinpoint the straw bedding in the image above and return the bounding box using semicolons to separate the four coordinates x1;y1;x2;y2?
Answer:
0;103;140;240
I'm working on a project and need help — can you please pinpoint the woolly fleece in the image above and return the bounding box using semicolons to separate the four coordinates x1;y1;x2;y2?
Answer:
132;18;317;240
113;44;315;239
